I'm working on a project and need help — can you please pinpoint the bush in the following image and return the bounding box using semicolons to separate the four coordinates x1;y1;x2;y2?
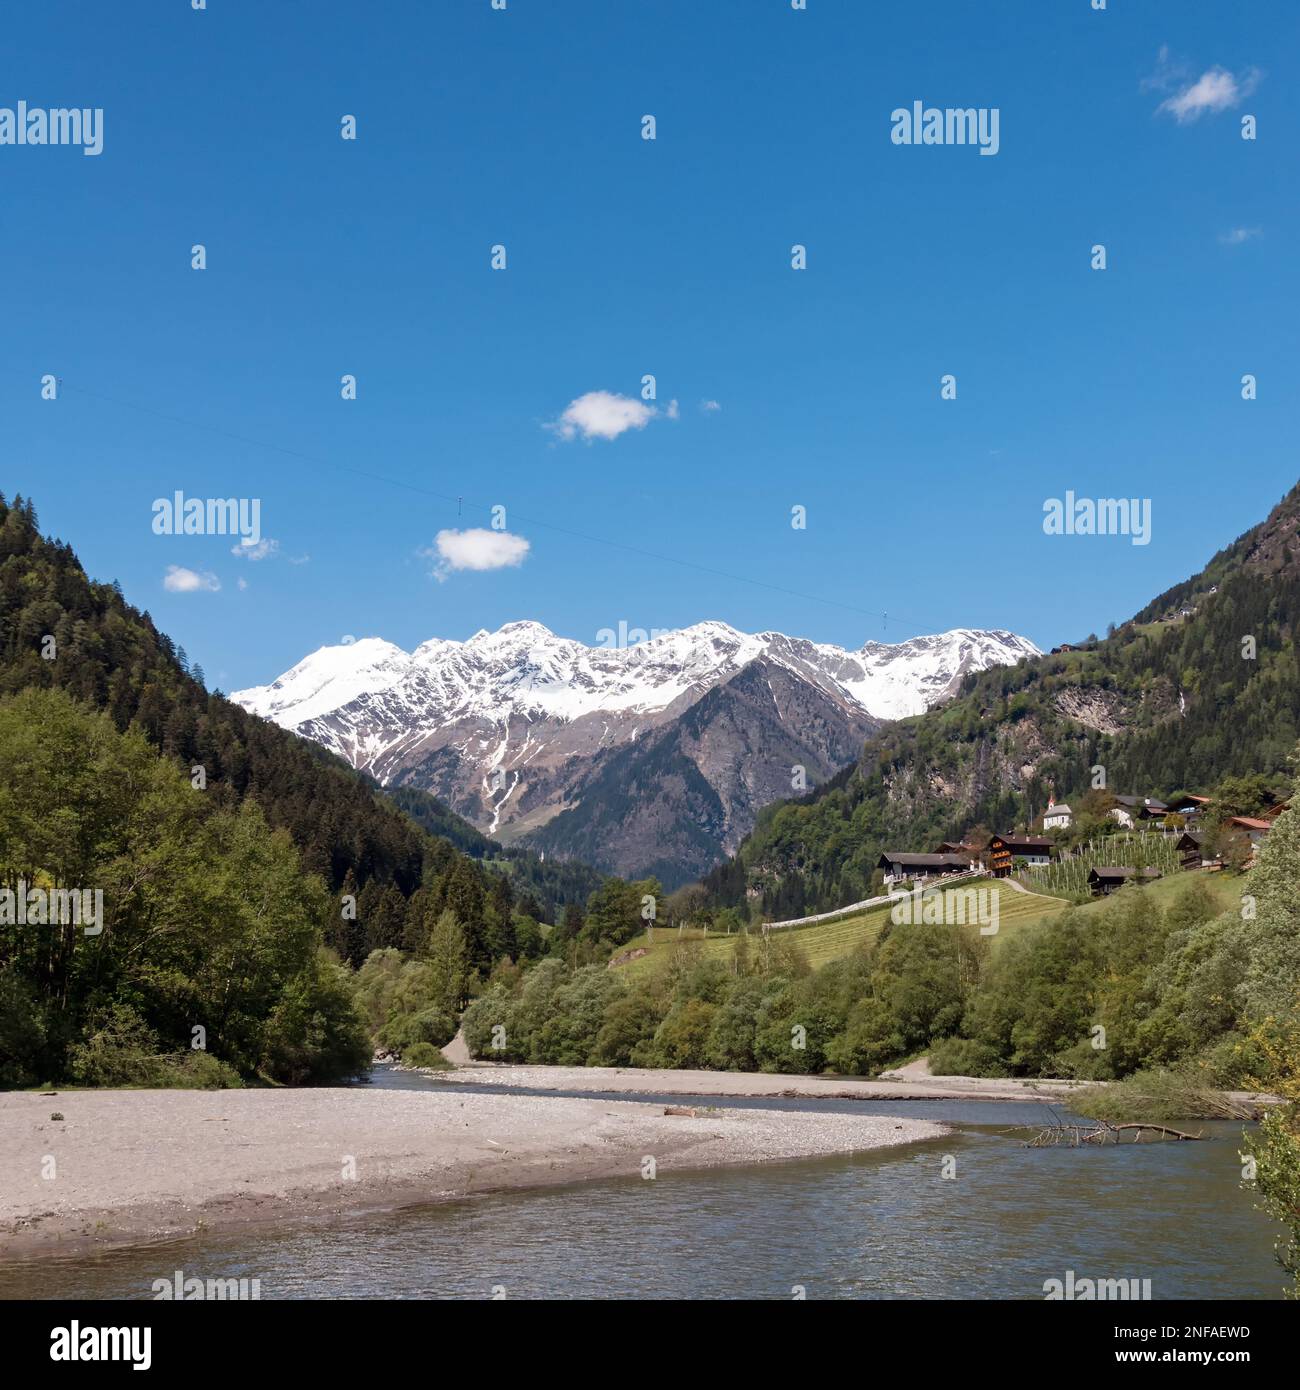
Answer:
166;1052;244;1089
260;954;372;1085
926;1036;1008;1078
64;1005;243;1088
381;1005;456;1053
461;988;516;1059
400;1042;451;1070
67;1005;170;1087
1067;1065;1250;1123
653;998;718;1069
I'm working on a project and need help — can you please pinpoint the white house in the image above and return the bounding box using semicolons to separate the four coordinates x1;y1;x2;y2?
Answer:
1109;795;1168;830
1043;800;1072;831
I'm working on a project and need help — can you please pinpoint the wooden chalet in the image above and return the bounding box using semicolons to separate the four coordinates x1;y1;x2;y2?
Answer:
876;851;969;887
1175;830;1210;869
1088;866;1162;897
988;835;1053;877
1109;795;1169;828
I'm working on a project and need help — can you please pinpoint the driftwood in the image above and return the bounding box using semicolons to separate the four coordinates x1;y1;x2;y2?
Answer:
1023;1120;1202;1148
663;1106;700;1118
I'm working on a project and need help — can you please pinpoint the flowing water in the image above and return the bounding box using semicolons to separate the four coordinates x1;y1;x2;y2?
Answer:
0;1067;1283;1300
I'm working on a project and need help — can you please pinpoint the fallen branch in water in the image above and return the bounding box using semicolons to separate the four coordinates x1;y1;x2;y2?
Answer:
1022;1120;1203;1147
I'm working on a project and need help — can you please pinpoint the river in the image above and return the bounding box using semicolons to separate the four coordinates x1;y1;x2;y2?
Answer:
0;1066;1283;1300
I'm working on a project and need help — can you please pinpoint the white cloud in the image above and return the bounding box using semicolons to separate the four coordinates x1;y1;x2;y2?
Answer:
237;577;249;591
665;398;680;420
231;537;279;561
700;399;721;412
422;528;531;581
1219;227;1261;245
164;565;220;593
1154;61;1261;122
547;390;658;442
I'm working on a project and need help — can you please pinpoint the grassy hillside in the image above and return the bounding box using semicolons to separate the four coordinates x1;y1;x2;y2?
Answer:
1071;866;1241;919
702;483;1300;920
614;879;1069;977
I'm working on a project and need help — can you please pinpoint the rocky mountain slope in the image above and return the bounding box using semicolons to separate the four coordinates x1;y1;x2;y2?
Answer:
701;484;1300;921
234;622;1038;884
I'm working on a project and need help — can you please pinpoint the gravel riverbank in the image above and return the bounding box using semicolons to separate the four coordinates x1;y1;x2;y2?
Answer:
0;1088;945;1259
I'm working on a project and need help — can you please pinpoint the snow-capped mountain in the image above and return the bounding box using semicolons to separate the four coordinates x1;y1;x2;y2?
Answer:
233;622;1038;883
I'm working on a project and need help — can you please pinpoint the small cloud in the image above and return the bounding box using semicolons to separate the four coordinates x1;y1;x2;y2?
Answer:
421;528;531;582
700;399;721;413
237;577;249;591
231;537;279;561
546;390;658;442
1219;227;1261;245
1151;56;1262;122
665;398;680;420
164;565;220;593
287;554;311;565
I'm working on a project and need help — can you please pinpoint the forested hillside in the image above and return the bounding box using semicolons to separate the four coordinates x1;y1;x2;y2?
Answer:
702;484;1300;920
0;493;594;939
0;492;613;1082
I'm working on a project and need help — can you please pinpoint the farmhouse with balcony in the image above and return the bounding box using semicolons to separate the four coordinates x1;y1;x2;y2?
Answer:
988;835;1053;877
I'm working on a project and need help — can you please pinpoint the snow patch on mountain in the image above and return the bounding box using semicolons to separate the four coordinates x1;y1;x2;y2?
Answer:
234;621;1038;735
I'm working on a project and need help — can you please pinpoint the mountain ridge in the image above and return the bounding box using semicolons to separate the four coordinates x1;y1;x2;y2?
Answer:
233;621;1040;884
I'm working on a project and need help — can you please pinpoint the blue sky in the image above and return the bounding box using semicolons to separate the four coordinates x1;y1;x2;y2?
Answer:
4;0;1295;691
